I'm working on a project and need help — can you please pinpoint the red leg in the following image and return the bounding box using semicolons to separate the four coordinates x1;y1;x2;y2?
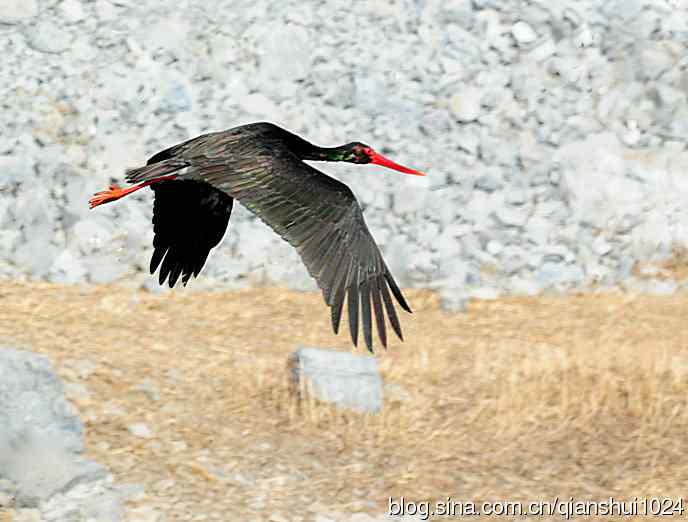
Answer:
89;175;178;209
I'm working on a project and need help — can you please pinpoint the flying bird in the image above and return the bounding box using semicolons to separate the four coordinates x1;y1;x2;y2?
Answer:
89;122;425;352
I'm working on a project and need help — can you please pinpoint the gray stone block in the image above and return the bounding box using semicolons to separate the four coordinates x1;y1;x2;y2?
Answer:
289;347;383;414
0;348;115;511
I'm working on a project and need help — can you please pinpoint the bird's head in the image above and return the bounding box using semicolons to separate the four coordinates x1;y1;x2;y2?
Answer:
339;142;425;176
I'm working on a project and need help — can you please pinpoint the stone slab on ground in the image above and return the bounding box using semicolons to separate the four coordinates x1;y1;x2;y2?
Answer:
0;347;123;520
289;347;383;414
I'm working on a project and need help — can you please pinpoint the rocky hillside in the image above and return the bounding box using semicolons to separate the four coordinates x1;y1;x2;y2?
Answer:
1;0;687;305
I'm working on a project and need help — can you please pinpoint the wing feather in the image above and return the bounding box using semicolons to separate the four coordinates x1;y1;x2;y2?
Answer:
149;180;233;288
208;153;412;352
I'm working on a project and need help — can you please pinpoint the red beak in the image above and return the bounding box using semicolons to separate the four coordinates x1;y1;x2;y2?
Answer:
369;151;425;176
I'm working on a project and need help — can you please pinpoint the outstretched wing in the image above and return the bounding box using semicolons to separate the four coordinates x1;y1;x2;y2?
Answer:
150;180;233;287
201;150;412;352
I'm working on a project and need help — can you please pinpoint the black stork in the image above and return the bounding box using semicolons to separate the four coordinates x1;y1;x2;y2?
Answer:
89;122;425;352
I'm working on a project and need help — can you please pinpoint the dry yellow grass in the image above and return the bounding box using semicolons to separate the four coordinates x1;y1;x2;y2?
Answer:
1;281;688;520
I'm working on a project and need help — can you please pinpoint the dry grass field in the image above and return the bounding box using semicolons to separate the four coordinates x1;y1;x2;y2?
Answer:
1;281;688;520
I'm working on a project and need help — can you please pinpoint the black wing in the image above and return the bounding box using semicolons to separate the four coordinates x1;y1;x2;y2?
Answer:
150;180;233;287
199;150;412;352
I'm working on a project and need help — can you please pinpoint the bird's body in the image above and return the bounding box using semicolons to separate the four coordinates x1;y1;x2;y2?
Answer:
89;122;425;352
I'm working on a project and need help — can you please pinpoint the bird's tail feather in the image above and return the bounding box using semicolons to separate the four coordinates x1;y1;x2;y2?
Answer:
125;159;187;184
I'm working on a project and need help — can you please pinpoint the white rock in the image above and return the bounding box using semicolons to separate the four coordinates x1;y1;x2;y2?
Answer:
63;382;92;403
239;93;278;116
50;250;87;284
95;0;117;21
494;206;529;227
0;230;20;253
623;277;678;296
536;262;584;288
392;185;427;214
486;239;503;255
649;279;679;296
573;25;597;48
449;87;482;122
439;287;468;312
436;235;462;261
0;349;111;508
138;16;190;56
0;0;37;23
528;38;556;61
83;253;129;284
473;166;504;192
456;128;480;155
25;22;74;54
469;286;500;300
512;21;537;45
13;239;59;278
592;236;612;256
505;188;528;205
127;423;154;439
586;262;612;283
259;24;311;82
71;218;115;255
158;81;192;113
290;348;382;412
59;0;87;23
11;508;42;522
507;277;541;296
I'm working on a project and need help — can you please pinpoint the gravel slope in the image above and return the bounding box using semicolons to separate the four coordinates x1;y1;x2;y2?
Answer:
1;0;687;303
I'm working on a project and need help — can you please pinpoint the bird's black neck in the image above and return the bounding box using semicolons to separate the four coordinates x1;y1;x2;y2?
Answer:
267;124;351;162
299;145;350;162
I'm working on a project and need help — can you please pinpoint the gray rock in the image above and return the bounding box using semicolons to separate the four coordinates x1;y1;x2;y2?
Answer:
507;277;541;296
528;37;556;61
13;238;59;280
623;277;678;296
505;188;529;206
49;250;87;284
289;347;383;414
536;262;584;288
473;167;503;192
0;348;114;509
40;478;123;522
63;382;91;403
25;22;74;54
131;378;160;402
158;81;192;113
82;253;128;284
494;206;530;227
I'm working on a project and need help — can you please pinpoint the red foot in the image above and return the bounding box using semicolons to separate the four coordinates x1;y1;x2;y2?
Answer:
89;184;129;209
89;175;178;210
